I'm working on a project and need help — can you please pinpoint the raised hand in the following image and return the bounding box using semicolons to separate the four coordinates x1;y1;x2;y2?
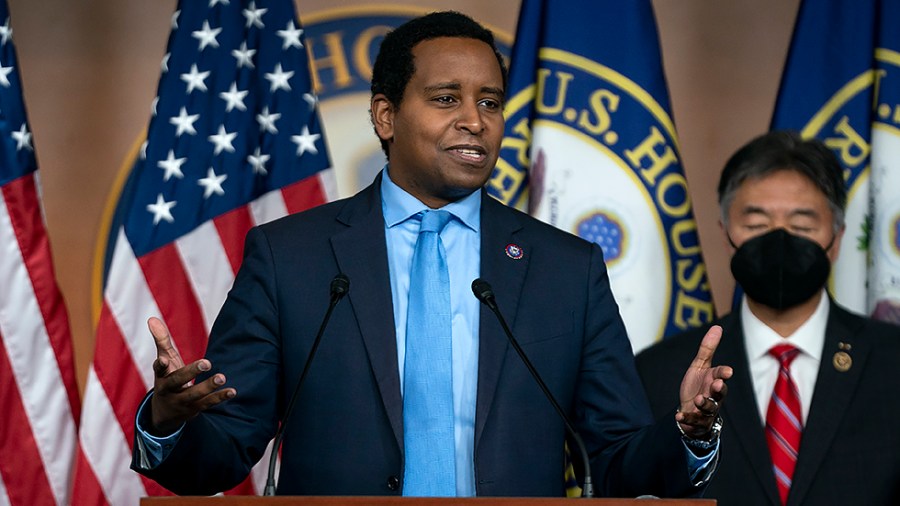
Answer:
676;325;733;439
148;317;235;434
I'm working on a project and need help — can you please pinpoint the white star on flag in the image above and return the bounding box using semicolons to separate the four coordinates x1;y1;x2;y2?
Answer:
11;122;31;151
220;82;248;112
247;147;270;174
208;125;237;155
157;150;187;181
147;193;176;225
170;106;200;136
291;125;320;155
181;64;210;93
276;21;303;50
243;2;267;29
265;63;293;92
256;106;280;133
0;64;12;87
232;41;256;68
0;17;11;45
193;20;222;51
198;168;227;198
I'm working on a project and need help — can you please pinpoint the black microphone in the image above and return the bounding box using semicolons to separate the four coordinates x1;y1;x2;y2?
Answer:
471;278;594;498
263;273;350;496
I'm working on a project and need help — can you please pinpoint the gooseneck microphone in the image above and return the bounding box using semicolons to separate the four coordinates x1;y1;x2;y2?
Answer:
471;278;594;498
263;273;350;496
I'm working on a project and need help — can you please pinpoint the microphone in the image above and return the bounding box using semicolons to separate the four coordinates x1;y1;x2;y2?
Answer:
263;273;350;496
471;278;594;498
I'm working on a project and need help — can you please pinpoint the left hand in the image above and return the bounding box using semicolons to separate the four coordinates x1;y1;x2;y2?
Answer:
676;325;733;439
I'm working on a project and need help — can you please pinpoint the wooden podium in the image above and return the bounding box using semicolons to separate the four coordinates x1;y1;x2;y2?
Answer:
142;497;714;505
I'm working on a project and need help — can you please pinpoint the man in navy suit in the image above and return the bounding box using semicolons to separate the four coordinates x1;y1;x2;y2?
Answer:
132;11;731;497
637;131;900;505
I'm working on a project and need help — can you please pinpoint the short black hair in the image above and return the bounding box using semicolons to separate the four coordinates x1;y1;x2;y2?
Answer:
718;130;847;231
370;11;508;157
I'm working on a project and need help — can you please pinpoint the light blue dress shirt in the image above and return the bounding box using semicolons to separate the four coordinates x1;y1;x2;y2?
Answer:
381;168;481;497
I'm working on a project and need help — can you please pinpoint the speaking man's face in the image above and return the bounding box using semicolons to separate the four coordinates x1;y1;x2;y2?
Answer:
371;36;505;209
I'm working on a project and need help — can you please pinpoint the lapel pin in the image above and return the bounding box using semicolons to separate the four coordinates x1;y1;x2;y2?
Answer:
833;344;852;373
505;243;524;260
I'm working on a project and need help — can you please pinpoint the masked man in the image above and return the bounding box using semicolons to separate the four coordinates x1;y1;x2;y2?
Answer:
636;131;900;506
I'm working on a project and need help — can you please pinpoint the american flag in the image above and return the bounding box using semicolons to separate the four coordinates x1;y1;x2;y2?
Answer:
0;1;81;504
73;0;333;503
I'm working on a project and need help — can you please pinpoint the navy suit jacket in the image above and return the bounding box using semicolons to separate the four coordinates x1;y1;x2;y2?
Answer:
636;301;900;505
133;175;697;497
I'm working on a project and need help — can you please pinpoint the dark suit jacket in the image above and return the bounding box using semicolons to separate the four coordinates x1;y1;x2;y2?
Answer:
133;175;698;497
636;301;900;505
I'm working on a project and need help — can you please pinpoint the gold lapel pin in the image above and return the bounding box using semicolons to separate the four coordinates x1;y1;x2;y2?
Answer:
833;342;852;372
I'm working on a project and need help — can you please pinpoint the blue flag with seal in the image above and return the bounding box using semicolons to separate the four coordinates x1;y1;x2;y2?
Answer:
490;0;714;352
771;0;900;324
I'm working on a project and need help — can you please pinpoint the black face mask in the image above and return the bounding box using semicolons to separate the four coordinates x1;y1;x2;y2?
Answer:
729;228;833;310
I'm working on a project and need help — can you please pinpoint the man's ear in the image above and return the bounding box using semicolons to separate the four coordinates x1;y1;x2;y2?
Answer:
370;94;395;142
718;217;734;253
828;224;846;263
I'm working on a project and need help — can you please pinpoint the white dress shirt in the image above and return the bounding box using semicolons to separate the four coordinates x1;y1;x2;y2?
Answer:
742;290;829;425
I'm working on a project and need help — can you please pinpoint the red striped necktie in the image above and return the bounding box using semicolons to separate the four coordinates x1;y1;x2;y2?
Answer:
766;343;803;505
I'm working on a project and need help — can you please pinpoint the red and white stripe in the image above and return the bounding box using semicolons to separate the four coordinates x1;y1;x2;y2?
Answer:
72;173;332;505
0;172;80;506
765;344;803;505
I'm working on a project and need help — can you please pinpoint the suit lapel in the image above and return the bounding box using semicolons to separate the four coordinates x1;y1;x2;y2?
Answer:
717;314;782;505
788;303;868;506
474;194;529;449
330;175;404;451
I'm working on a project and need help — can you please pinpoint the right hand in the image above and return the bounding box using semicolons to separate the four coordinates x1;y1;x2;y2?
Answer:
676;325;732;439
148;317;236;434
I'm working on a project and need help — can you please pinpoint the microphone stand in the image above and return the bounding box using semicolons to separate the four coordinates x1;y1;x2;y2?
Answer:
472;279;594;498
263;274;349;496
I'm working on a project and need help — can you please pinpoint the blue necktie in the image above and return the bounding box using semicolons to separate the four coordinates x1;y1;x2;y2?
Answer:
402;209;455;496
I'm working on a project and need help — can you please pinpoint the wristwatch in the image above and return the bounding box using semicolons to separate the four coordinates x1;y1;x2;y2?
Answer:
677;414;723;451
